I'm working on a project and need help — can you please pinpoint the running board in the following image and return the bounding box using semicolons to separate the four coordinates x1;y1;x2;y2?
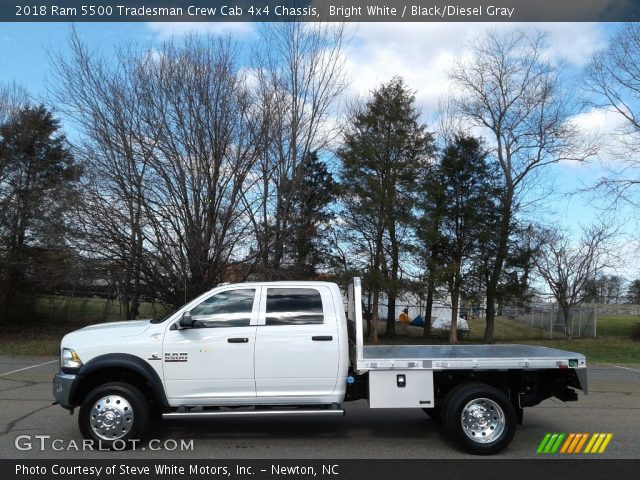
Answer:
163;409;345;419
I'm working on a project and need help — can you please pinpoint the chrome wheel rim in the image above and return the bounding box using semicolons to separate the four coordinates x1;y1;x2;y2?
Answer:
461;397;505;443
90;395;134;440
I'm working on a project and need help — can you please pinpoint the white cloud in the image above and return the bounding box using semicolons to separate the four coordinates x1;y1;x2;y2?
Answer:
341;22;607;116
571;108;635;168
144;22;606;114
542;23;607;66
146;22;255;39
571;108;625;135
238;66;260;91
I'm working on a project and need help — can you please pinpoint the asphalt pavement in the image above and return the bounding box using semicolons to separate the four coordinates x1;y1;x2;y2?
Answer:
0;355;638;459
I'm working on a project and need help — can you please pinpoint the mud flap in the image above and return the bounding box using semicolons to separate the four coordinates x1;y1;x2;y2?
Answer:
575;368;588;394
516;407;524;425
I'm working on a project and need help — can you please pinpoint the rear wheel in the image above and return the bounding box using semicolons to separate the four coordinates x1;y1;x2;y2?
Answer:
78;382;149;450
443;383;516;455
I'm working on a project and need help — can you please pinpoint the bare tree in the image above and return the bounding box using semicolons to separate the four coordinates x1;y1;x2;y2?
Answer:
249;22;349;278
450;30;595;341
140;36;266;302
583;23;640;206
0;82;29;187
534;223;616;337
0;82;28;125
51;33;157;317
335;192;385;343
435;93;467;144
53;33;266;312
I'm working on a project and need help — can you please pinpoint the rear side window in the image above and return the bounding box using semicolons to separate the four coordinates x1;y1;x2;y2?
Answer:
265;288;324;326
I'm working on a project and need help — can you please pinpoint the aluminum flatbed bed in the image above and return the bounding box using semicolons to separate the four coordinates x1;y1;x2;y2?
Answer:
360;344;587;371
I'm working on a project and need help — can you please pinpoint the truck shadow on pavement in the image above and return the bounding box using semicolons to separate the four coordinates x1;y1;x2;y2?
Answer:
146;409;443;442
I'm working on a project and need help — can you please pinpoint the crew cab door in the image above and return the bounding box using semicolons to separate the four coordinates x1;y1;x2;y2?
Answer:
254;286;340;399
162;287;259;403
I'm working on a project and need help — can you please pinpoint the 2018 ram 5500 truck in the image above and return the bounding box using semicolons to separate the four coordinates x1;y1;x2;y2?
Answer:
53;278;587;454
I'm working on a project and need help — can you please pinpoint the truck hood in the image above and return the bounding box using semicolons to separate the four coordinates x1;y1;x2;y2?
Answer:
63;320;153;345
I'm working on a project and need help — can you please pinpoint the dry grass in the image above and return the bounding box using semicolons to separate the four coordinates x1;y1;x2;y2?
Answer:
0;296;168;356
371;315;640;365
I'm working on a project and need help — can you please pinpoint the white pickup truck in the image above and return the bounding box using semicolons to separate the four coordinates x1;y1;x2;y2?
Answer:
53;278;587;454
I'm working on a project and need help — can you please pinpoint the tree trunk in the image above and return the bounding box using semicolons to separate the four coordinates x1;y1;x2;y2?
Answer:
449;292;459;344
562;303;573;338
260;171;270;275
386;218;399;337
119;273;131;321
364;291;373;339
449;273;460;344
272;228;284;276
484;289;496;342
423;270;434;338
370;289;380;344
483;189;513;342
386;293;397;337
2;246;25;319
368;205;385;344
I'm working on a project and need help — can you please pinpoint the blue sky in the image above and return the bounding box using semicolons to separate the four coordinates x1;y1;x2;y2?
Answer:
1;21;636;275
1;23;144;97
0;22;256;98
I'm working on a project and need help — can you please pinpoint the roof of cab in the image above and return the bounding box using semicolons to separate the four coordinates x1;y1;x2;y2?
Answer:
213;280;339;290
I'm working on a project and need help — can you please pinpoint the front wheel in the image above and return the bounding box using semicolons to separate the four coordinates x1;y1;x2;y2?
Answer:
443;383;516;455
78;382;149;449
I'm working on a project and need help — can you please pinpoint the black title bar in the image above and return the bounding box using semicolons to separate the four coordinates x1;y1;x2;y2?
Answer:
2;459;640;480
4;0;640;22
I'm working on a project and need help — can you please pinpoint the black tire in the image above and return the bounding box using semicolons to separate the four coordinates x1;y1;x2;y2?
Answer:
422;407;442;422
78;382;149;450
442;382;516;455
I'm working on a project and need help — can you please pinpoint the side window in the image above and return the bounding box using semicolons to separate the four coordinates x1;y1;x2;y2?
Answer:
265;288;324;326
189;289;255;328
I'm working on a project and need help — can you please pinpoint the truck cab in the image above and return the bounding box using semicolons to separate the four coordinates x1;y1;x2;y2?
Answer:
161;282;349;405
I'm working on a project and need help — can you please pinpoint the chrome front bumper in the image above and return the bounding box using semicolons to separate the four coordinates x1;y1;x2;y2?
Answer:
52;372;78;409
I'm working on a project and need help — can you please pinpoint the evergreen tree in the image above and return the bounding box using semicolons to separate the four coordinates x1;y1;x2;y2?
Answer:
338;77;434;341
627;279;640;304
417;159;446;338
421;135;501;343
286;152;335;278
495;224;539;307
0;105;80;319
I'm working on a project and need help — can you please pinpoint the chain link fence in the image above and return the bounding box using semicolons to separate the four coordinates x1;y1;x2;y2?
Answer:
502;304;598;338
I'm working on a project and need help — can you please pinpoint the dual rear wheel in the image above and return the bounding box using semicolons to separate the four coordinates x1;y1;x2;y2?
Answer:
426;383;517;455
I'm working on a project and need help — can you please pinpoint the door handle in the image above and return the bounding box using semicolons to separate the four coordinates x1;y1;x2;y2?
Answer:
227;337;249;343
312;336;333;341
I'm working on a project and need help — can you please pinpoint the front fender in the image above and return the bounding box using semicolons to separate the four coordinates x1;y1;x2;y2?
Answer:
74;353;169;410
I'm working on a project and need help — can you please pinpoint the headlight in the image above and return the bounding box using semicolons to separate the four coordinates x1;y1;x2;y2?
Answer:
61;348;83;369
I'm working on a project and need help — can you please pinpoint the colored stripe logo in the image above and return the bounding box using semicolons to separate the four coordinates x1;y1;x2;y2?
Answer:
537;433;613;454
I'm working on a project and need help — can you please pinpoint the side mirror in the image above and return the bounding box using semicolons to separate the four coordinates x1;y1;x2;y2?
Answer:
179;311;194;329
